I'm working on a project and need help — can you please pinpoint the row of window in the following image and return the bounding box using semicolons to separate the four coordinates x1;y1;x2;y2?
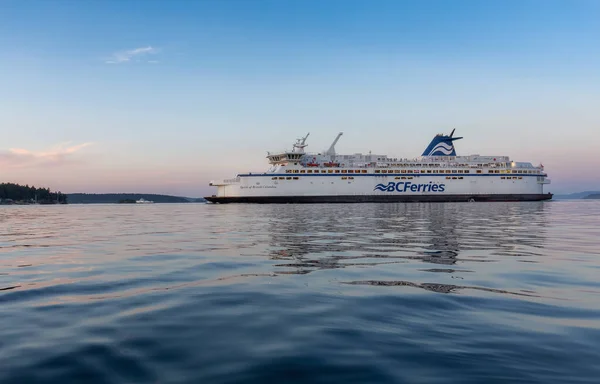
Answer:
270;175;526;181
283;168;539;174
489;170;537;174
376;169;473;174
271;176;358;181
286;169;369;174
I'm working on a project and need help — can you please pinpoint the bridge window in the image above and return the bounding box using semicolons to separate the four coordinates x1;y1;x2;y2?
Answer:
272;177;277;180
335;170;340;173
278;177;284;180
307;170;312;173
446;170;451;173
374;170;379;173
476;170;482;174
300;170;305;173
286;177;292;180
362;170;367;173
348;170;354;173
293;177;299;180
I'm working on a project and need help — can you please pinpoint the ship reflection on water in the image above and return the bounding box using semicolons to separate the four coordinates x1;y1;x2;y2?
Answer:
264;202;549;294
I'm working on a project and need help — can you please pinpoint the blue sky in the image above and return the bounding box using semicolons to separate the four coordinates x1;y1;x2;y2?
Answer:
1;0;599;196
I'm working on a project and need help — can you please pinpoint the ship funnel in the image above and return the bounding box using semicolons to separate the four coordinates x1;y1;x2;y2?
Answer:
422;129;463;156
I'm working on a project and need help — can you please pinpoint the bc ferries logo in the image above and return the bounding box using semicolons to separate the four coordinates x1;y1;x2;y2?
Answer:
421;128;463;157
427;142;454;156
374;181;446;193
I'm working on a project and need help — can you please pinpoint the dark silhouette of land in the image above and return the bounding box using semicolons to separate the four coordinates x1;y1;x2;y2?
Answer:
554;191;600;199
0;183;67;204
67;193;206;204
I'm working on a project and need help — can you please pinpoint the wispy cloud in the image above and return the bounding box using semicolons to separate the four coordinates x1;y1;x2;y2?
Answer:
0;142;93;169
105;46;158;64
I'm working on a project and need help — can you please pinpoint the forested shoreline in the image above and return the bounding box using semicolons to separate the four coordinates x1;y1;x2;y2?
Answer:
0;183;67;204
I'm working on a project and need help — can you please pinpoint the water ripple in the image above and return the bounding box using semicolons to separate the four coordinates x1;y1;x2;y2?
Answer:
1;201;600;383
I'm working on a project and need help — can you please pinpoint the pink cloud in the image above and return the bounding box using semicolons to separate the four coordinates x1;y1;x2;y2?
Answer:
0;142;93;169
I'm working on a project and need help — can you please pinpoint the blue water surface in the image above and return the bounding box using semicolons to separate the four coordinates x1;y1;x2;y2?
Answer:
1;201;599;383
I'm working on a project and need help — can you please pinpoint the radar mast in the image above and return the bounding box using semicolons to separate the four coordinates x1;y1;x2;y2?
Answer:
293;132;310;153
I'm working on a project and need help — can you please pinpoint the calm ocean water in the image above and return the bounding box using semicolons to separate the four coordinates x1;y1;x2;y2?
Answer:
1;201;600;383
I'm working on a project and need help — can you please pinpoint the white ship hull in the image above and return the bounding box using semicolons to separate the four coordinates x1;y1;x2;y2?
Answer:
205;130;552;204
206;173;551;203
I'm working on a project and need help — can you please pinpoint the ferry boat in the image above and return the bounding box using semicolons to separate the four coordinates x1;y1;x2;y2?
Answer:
205;130;552;203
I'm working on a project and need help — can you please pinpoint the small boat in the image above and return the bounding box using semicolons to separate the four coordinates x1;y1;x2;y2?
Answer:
136;198;154;204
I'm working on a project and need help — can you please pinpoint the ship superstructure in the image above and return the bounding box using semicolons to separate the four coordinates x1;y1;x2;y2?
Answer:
205;130;552;203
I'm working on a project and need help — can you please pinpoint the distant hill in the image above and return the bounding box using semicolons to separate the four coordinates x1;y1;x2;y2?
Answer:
183;197;208;203
553;191;600;200
67;193;205;204
583;194;600;199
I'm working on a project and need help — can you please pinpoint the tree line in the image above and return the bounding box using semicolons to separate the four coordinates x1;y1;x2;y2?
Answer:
0;183;67;204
